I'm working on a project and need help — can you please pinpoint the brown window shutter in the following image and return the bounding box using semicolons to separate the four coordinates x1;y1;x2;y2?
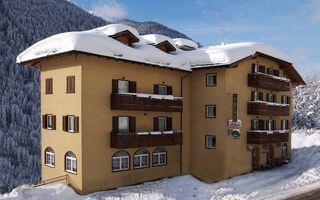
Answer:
66;76;75;93
259;92;263;101
273;120;276;130
288;96;291;105
129;117;136;132
281;96;284;104
62;116;67;131
167;86;173;95
251;64;256;73
266;120;269;130
281;120;283;130
251;91;255;101
129;81;136;93
71;76;75;93
273;94;277;103
259;120;264;130
52;115;56;130
259;66;265;73
154;84;159;94
66;77;70;93
287;120;290;130
154;117;159;131
274;70;279;77
266;93;270;102
74;117;79;133
112;116;119;133
112;79;118;94
251;120;254;130
46;78;53;94
42;115;47;129
267;68;271;74
167;117;172;131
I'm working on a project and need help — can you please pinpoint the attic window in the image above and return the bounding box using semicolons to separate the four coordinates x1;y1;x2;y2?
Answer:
177;45;196;51
110;30;140;47
156;41;176;53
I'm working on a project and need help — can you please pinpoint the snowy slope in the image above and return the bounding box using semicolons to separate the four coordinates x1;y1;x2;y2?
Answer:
1;130;320;200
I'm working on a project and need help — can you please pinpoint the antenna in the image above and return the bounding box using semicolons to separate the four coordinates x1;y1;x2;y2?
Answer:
216;12;226;45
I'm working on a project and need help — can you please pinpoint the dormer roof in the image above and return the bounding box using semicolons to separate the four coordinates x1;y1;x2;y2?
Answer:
141;34;176;53
173;38;198;51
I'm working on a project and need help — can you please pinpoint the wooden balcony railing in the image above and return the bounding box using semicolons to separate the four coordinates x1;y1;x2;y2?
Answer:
111;131;182;148
247;101;289;116
247;131;289;144
248;73;290;91
111;93;183;112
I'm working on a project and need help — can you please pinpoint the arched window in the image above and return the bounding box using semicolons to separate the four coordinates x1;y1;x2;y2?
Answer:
65;151;77;174
134;149;149;169
112;151;130;172
152;147;166;166
45;147;55;167
282;143;288;158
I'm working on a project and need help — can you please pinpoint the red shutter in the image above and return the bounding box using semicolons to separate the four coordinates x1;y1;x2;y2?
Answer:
259;66;265;73
154;117;159;131
74;116;79;133
112;79;118;94
63;116;67;131
42;115;47;129
154;84;159;94
129;81;136;93
259;120;265;130
129;117;136;132
259;92;263;101
52;115;56;130
112;116;119;133
167;86;173;95
167;117;172;131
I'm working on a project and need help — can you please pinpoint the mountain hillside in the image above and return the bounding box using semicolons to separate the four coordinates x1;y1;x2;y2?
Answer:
0;0;192;194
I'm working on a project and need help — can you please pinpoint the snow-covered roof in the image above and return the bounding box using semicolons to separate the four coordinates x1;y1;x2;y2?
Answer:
173;38;198;50
17;24;303;85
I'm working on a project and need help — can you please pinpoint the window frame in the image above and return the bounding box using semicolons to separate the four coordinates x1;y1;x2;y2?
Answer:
206;73;217;87
267;94;274;102
282;96;289;104
67;115;75;132
112;151;130;172
158;85;168;95
282;143;288;158
65;152;77;174
152;147;167;167
118;80;129;94
133;149;149;169
45;147;55;168
267;68;274;76
205;105;216;118
252;119;259;130
205;135;216;149
267;120;274;131
118;116;129;133
158;117;167;132
46;114;53;130
282;120;289;130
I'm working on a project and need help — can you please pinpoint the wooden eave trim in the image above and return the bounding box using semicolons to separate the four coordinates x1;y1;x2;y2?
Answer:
110;30;140;43
156;40;176;52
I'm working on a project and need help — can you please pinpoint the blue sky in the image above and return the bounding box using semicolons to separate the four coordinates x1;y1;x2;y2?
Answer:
74;0;320;76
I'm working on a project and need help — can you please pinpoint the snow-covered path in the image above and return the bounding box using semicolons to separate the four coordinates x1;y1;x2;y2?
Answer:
1;130;320;200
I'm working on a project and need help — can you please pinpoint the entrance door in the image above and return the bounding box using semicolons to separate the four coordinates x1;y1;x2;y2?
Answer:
266;145;274;168
252;147;259;169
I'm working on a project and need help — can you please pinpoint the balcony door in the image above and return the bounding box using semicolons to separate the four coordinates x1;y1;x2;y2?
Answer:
266;145;274;168
118;80;129;93
252;146;259;169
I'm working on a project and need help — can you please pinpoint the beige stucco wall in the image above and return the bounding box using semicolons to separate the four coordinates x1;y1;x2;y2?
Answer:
41;54;83;192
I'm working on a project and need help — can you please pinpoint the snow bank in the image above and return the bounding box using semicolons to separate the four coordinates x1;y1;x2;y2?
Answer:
16;24;294;72
2;131;320;200
172;38;198;50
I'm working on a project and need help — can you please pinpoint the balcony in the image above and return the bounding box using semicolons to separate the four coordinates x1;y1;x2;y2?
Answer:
111;131;182;148
248;73;290;91
111;93;183;112
247;101;289;116
247;131;289;144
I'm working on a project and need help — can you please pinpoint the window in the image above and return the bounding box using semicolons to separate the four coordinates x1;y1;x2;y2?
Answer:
282;143;287;157
206;73;216;86
45;147;55;167
266;120;275;131
252;120;259;130
112;151;130;171
253;92;259;101
206;105;216;118
267;68;274;75
251;91;263;101
45;78;53;94
66;76;75;93
158;117;167;132
63;116;79;133
267;68;279;76
281;120;289;130
65;152;76;174
267;93;276;102
158;85;168;95
118;80;129;93
252;64;265;73
42;114;56;130
152;147;166;166
282;96;290;104
118;117;129;133
205;135;216;149
134;149;149;169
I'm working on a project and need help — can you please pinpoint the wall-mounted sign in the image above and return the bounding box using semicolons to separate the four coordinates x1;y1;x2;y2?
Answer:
232;129;240;139
232;94;238;122
228;119;241;127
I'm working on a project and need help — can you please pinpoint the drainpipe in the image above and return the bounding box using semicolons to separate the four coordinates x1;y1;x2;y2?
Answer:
179;72;192;175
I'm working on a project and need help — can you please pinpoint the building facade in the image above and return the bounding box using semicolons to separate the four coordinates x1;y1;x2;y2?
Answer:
17;24;305;194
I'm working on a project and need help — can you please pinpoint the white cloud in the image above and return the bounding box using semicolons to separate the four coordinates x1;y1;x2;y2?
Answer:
88;0;126;21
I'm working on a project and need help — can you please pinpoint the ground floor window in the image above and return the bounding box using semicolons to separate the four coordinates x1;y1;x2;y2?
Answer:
45;147;55;167
282;143;288;157
65;151;77;174
205;135;216;148
152;147;166;166
113;151;130;171
134;149;149;169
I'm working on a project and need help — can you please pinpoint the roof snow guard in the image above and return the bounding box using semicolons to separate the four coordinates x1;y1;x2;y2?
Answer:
16;24;305;86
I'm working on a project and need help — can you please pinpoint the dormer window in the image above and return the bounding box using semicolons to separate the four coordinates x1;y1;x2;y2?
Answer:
156;41;176;53
110;30;140;47
252;64;265;73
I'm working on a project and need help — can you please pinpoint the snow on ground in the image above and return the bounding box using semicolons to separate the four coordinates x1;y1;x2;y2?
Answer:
2;130;320;200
